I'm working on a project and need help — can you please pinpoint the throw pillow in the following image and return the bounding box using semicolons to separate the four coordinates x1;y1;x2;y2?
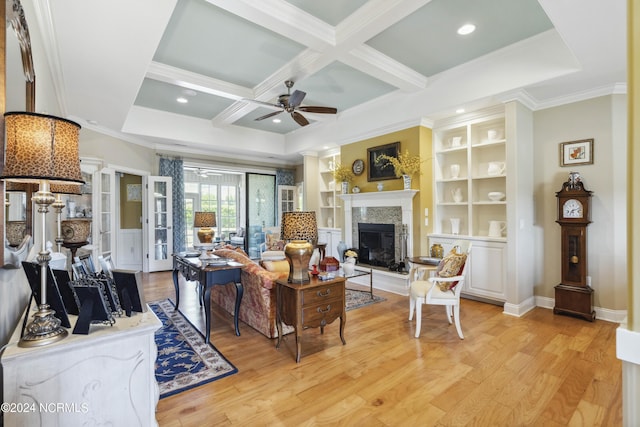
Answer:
265;233;285;251
435;249;467;291
261;260;289;274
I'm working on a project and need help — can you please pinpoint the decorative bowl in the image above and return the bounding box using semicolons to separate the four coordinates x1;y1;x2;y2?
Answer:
488;191;505;202
61;219;92;243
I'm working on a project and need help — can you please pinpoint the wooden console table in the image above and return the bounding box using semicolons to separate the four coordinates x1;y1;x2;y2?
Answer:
172;253;245;344
276;276;346;362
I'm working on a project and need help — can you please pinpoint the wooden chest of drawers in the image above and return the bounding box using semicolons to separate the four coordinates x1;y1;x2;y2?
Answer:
276;276;346;362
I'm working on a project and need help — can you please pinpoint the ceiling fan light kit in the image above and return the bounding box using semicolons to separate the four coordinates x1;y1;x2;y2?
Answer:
252;80;337;127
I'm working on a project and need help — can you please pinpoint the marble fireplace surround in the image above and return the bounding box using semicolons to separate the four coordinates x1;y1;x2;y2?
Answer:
340;190;419;263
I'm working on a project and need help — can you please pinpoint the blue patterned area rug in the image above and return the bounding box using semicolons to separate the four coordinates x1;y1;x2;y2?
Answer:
150;299;238;399
346;289;386;311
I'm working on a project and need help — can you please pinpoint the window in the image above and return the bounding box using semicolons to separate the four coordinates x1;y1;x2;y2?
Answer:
183;169;241;247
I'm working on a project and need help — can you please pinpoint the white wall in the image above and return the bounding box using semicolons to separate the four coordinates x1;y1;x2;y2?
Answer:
533;94;627;311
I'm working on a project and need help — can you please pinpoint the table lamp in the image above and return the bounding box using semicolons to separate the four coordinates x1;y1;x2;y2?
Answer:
1;112;84;347
281;211;318;283
194;211;216;244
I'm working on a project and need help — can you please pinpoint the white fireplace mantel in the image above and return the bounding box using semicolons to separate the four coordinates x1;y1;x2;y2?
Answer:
340;189;419;258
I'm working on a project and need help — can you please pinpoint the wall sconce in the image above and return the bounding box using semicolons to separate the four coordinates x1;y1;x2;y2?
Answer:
281;211;318;283
1;112;84;348
194;211;216;244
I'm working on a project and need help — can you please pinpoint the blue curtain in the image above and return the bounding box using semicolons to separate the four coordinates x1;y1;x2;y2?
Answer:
159;157;186;252
276;168;295;186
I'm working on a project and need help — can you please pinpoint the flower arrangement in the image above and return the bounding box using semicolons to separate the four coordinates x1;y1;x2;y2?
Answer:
344;249;358;259
375;149;424;177
332;163;355;183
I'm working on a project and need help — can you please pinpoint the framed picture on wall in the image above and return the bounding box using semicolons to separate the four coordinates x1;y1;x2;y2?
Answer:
126;184;142;201
560;139;594;166
367;142;400;181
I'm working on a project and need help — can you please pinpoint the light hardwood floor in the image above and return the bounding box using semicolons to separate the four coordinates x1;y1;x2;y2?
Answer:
144;271;622;426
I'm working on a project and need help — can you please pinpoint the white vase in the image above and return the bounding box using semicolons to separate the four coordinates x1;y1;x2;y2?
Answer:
450;164;460;179
343;258;356;276
341;182;349;194
402;175;411;189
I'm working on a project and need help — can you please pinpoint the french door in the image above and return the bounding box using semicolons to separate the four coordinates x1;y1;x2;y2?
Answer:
146;176;173;271
94;168;116;262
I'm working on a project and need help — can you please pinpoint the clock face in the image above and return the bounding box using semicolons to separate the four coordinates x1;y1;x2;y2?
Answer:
352;159;364;175
563;199;583;218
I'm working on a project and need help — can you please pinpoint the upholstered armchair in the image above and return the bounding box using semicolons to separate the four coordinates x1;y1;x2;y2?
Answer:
229;227;245;248
259;230;286;261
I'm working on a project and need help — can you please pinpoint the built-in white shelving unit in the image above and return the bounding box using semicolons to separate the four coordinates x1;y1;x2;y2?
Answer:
318;150;342;230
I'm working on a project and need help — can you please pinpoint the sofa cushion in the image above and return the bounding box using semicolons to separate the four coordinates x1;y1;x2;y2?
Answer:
261;260;289;274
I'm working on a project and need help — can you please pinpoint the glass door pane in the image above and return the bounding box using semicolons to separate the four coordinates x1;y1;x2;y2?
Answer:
98;168;116;262
147;176;173;271
246;173;275;258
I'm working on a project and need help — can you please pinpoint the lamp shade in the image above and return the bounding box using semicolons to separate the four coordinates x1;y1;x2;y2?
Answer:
1;112;84;185
5;181;31;192
50;183;82;195
193;211;216;228
280;211;318;243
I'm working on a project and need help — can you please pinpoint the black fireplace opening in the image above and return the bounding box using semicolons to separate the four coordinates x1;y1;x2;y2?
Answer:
358;223;395;268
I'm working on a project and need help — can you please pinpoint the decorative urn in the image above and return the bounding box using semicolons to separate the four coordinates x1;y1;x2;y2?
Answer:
61;219;92;244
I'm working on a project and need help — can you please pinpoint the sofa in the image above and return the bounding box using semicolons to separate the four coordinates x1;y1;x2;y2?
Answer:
210;247;293;338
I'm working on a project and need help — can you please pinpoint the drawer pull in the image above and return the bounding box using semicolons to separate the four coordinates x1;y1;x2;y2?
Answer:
316;289;331;297
317;305;331;313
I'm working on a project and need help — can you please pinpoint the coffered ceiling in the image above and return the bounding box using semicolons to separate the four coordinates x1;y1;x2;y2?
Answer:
21;0;626;164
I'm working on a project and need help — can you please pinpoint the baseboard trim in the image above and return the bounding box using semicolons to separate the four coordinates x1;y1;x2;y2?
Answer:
359;272;627;323
503;296;536;317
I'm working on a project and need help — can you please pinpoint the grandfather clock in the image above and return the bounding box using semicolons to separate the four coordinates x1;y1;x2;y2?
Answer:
554;172;595;321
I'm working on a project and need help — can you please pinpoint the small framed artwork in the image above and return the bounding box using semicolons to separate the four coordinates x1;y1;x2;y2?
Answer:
560;139;594;167
126;184;142;201
367;142;400;181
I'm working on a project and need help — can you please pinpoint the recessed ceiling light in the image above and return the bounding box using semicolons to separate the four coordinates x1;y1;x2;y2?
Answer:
457;24;476;35
456;108;465;114
176;97;188;104
273;118;281;123
182;89;197;97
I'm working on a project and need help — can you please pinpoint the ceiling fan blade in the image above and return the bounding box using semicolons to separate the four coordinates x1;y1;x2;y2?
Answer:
255;110;284;121
288;90;306;108
292;112;309;126
297;106;337;114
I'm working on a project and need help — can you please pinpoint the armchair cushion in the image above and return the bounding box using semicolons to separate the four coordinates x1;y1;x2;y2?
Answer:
435;249;467;291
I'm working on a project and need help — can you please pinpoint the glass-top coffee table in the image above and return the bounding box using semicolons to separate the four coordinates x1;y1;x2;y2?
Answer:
339;265;373;299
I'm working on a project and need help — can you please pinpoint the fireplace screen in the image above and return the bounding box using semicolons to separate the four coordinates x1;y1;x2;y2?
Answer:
358;223;395;267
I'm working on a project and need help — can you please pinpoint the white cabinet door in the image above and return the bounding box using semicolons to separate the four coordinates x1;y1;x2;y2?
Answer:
465;240;506;301
146;176;173;272
317;228;342;258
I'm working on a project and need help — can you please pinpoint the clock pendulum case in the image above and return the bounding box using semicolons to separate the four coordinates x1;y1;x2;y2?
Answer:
554;172;595;321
